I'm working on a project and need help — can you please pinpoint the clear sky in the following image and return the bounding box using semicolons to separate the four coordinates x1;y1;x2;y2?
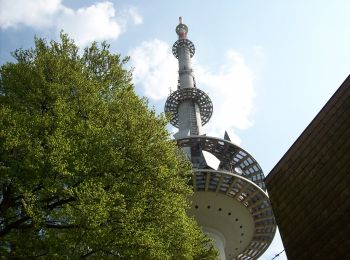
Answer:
1;1;350;259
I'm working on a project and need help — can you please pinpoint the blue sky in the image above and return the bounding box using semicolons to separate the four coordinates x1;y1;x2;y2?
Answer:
1;1;350;259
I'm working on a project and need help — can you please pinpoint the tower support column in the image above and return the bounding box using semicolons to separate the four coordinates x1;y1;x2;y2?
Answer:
203;227;226;260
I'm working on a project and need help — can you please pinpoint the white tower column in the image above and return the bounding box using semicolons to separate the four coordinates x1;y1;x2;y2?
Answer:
203;227;226;260
174;17;202;137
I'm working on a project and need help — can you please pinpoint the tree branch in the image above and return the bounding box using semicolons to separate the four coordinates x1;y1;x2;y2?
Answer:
0;216;30;237
45;222;79;229
47;197;75;210
0;184;14;215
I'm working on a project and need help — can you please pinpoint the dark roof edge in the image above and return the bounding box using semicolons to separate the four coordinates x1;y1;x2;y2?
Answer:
266;74;350;182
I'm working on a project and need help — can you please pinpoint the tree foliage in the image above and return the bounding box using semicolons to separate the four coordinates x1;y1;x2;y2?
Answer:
0;34;218;259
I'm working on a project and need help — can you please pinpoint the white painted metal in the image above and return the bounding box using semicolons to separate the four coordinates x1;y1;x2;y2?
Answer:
164;18;276;259
174;18;202;136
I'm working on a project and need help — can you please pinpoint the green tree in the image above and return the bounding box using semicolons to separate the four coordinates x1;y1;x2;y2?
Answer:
0;34;218;259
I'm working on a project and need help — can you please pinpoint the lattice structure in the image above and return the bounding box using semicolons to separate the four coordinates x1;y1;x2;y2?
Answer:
191;169;275;259
177;136;266;190
179;136;276;259
172;39;195;59
164;88;213;128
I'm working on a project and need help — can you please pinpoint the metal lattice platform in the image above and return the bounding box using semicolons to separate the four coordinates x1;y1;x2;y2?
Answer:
177;136;266;190
172;39;195;58
190;169;276;260
165;88;213;128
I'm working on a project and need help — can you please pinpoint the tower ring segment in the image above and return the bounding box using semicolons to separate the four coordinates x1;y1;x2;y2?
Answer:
165;88;213;128
177;136;267;189
177;136;276;259
172;39;196;58
189;169;276;259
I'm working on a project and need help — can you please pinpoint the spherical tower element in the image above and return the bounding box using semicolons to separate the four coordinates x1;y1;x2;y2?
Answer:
176;16;188;39
172;17;195;59
164;19;276;259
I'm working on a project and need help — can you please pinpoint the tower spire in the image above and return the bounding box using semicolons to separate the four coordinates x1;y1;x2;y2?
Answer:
165;18;213;138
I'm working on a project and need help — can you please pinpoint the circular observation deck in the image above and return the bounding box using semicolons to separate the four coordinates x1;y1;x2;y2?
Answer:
188;170;276;259
178;136;276;259
165;88;213;128
177;136;266;189
172;39;195;58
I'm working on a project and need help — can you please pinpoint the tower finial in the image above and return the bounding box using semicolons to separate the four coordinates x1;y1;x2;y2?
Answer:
175;17;188;39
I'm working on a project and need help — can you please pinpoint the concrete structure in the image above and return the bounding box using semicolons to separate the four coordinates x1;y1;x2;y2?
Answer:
266;75;350;259
165;18;276;260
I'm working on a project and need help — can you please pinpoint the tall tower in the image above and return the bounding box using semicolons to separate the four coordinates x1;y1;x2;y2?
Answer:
165;18;276;260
